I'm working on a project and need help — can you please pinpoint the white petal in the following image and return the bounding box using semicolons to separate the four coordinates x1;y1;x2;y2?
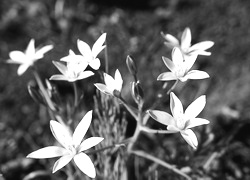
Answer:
185;118;209;129
9;51;27;64
52;61;67;76
172;47;184;67
185;95;206;119
17;64;31;76
167;125;180;132
180;129;198;149
147;110;175;126
89;58;101;70
77;40;92;59
25;39;35;57
92;33;106;58
104;72;116;91
164;34;179;46
164;42;177;49
94;83;113;95
184;70;209;80
35;45;53;59
183;54;197;72
77;71;94;80
27;146;68;159
170;92;184;118
50;120;73;149
73;111;92;147
50;74;69;81
74;153;96;178
78;137;104;152
114;69;123;91
157;72;177;81
162;56;176;72
189;41;214;52
52;154;73;173
181;28;191;50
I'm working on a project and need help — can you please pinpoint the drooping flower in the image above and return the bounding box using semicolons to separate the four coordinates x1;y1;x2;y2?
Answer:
76;33;106;70
50;50;94;82
27;111;104;178
157;47;209;82
162;27;214;59
148;92;209;149
8;39;53;75
94;69;123;96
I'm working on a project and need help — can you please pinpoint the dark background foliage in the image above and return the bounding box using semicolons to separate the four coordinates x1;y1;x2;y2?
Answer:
1;0;250;179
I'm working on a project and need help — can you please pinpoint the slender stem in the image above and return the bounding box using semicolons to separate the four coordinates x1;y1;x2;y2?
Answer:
140;126;176;134
87;143;126;155
166;80;178;95
73;82;78;109
104;38;109;73
131;150;191;180
119;96;138;120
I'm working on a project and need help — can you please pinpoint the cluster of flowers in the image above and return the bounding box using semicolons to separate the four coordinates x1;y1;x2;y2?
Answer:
7;27;214;178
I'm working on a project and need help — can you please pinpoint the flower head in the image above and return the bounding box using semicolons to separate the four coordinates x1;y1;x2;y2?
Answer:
27;110;104;178
157;47;209;82
50;50;94;82
162;27;214;60
94;69;123;96
8;39;53;75
148;92;209;149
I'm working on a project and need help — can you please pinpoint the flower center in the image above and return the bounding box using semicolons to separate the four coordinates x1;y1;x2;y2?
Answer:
175;115;186;130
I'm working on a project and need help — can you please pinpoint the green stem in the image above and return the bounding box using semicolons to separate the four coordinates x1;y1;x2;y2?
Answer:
119;96;138;120
73;82;78;109
104;38;109;73
131;150;191;180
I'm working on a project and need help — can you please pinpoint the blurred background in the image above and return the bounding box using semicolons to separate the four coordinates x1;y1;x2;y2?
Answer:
1;0;250;179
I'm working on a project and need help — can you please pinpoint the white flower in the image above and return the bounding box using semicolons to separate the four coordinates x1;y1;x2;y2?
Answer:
27;111;104;178
94;69;123;96
157;47;209;82
50;50;94;82
148;92;209;149
8;39;53;75
162;27;214;59
75;33;106;70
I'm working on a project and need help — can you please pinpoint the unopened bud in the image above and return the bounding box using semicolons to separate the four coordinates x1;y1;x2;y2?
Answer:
27;81;46;105
113;89;121;99
131;82;144;105
126;55;137;76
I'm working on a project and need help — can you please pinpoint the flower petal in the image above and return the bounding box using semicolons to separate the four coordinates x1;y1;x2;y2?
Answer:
170;92;183;118
92;33;106;58
25;39;35;57
73;110;92;147
180;129;198;149
78;137;104;152
185;118;210;129
157;72;177;81
17;64;30;76
185;95;206;119
114;69;123;91
74;153;96;178
50;120;72;149
52;154;73;173
77;40;92;60
164;34;179;46
147;110;175;126
189;41;214;52
183;54;197;72
94;83;113;95
172;47;184;67
184;70;209;80
104;72;116;91
181;28;191;50
88;58;100;70
9;51;26;64
76;71;94;80
162;56;176;72
52;61;67;76
35;45;53;59
27;146;69;159
50;74;69;81
167;125;180;132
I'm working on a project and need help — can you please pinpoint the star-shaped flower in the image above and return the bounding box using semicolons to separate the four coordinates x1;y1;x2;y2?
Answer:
8;39;53;75
148;92;209;149
50;50;94;82
76;33;106;70
157;47;209;82
94;69;123;96
27;110;104;178
162;27;214;59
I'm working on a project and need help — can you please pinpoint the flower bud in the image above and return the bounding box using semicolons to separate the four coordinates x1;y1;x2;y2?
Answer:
27;81;46;106
126;55;137;76
131;82;144;105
